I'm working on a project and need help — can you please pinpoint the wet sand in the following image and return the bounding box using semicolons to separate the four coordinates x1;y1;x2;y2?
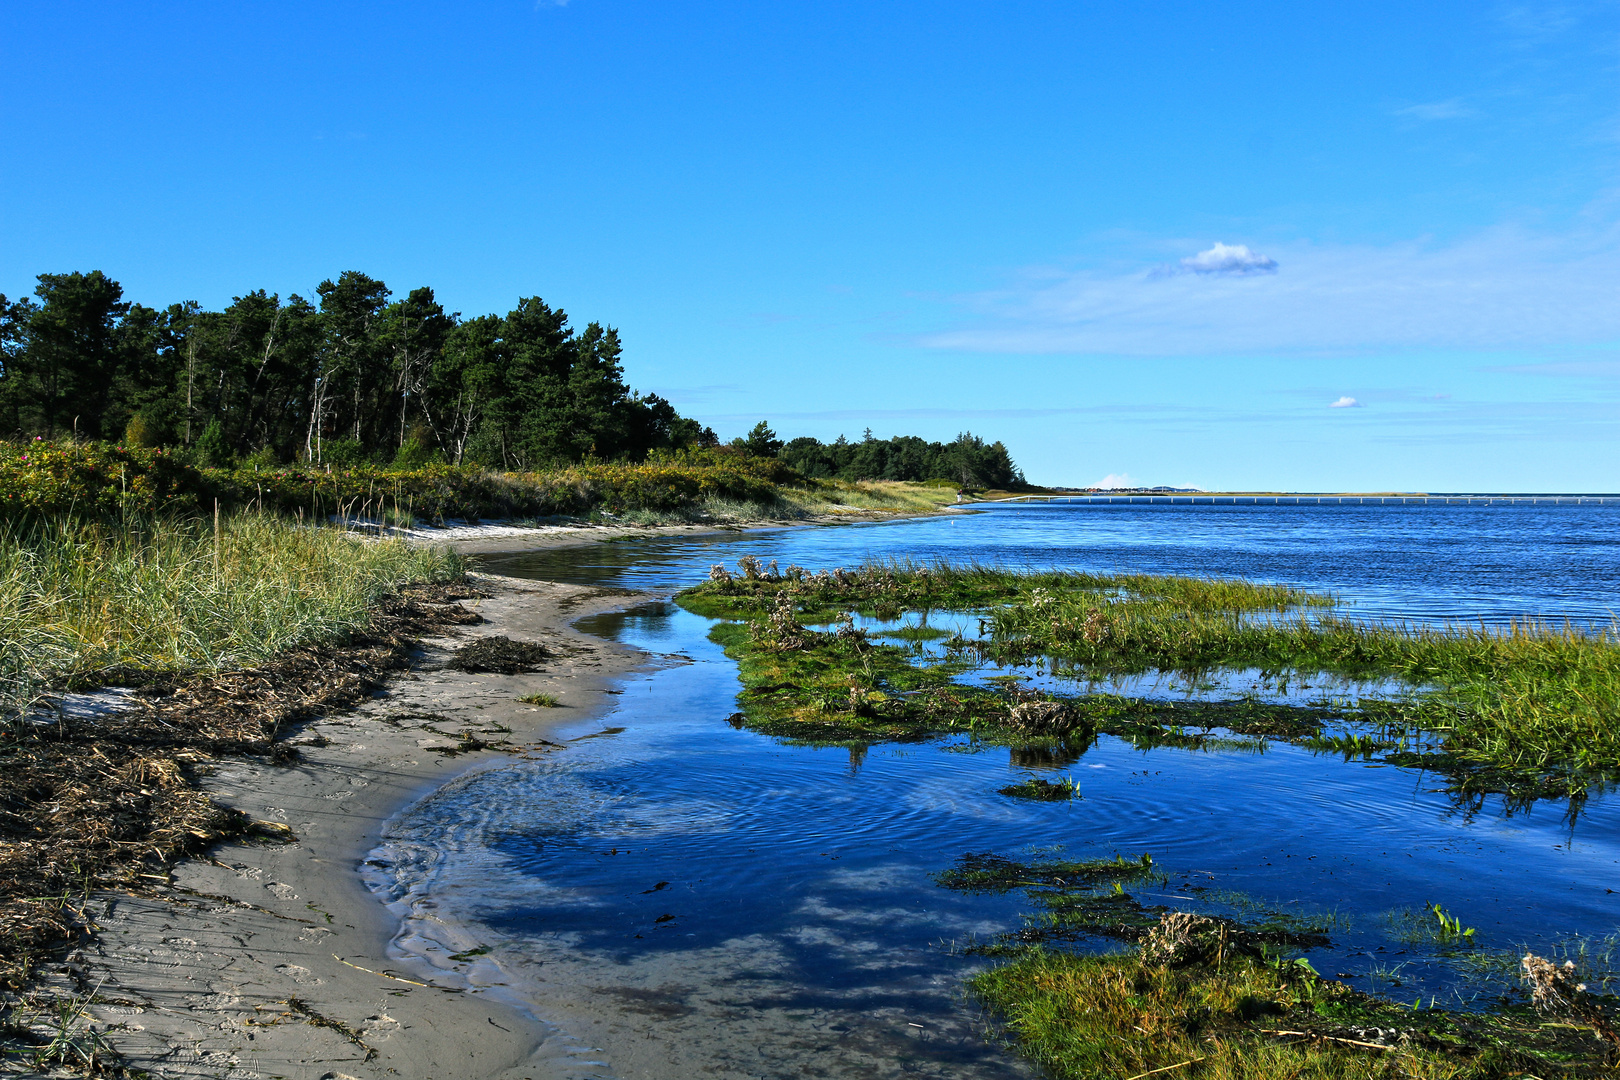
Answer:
37;515;960;1079
70;527;691;1080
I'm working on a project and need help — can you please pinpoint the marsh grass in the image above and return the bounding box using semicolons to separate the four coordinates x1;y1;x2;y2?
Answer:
0;512;462;725
994;597;1620;776
788;479;963;515
937;853;1615;1076
966;943;1605;1080
1201;891;1348;937
1386;906;1480;950
679;560;1620;790
1553;934;1620;994
681;559;1325;626
999;774;1081;801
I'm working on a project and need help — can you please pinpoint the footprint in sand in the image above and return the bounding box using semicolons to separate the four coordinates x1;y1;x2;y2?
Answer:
265;882;298;900
274;964;324;986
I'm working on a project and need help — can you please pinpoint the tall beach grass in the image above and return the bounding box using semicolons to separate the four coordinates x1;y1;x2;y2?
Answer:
0;512;463;724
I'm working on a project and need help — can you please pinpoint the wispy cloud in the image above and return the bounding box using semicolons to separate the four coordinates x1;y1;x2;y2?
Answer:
1395;98;1479;121
1093;472;1139;489
1485;359;1620;377
1497;3;1578;44
916;224;1620;356
1329;396;1362;408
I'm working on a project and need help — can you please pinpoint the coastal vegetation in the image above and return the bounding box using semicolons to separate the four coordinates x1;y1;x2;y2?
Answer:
776;428;1024;489
676;559;1620;799
0;512;461;714
0;437;971;528
0;507;477;997
679;558;1620;1075
940;851;1618;1078
968;938;1614;1078
0;269;1025;491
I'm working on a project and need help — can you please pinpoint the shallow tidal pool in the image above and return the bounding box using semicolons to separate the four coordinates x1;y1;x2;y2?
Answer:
367;506;1620;1079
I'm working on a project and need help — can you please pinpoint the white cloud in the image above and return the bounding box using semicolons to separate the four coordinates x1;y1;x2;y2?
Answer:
1329;396;1362;408
1093;472;1139;489
1160;242;1278;277
1395;98;1479;121
916;224;1620;356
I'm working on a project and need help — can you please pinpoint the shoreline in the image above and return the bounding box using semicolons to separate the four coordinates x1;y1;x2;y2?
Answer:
16;511;947;1079
67;563;664;1079
386;504;968;557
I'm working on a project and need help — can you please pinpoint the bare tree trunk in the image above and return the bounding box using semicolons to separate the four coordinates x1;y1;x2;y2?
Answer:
245;306;283;441
184;336;199;445
306;372;330;464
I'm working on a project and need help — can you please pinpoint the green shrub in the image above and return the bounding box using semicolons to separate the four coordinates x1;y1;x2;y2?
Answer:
122;413;158;449
0;440;213;519
392;437;443;470
193;419;233;468
0;440;802;524
240;446;281;470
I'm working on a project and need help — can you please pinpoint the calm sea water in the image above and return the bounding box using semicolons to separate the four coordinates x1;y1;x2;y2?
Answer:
492;502;1620;626
366;505;1620;1080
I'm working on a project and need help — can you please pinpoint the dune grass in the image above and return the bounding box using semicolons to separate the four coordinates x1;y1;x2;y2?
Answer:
0;438;964;529
0;512;463;723
786;479;962;515
601;480;961;526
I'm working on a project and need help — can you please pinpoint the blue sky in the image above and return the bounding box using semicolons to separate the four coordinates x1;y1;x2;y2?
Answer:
3;1;1618;491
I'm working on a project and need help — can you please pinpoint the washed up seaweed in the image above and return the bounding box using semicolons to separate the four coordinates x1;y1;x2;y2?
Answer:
0;581;486;991
450;635;550;675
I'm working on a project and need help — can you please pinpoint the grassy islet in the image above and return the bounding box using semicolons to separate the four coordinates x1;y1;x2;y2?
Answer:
676;558;1620;797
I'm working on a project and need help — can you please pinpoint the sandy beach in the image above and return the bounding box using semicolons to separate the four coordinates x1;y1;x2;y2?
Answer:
58;525;702;1080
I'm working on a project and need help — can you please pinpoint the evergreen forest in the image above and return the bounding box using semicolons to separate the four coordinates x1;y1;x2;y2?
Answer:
771;428;1023;489
0;270;1022;488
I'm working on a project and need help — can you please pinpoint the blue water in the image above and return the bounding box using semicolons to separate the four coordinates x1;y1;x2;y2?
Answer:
369;505;1620;1080
495;502;1620;627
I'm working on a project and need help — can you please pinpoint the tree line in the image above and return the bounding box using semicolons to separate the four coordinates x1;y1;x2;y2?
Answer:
763;426;1024;489
0;269;714;469
0;269;1024;486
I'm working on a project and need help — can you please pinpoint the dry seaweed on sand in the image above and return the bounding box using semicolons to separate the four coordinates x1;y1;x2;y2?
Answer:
449;635;551;675
0;580;486;992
